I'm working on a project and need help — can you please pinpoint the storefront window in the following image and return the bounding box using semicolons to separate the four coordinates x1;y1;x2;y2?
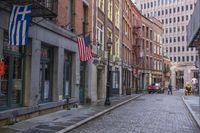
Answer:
63;51;72;98
0;31;24;110
39;46;52;103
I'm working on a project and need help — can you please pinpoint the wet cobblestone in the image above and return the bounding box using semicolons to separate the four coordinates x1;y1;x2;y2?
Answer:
69;94;200;133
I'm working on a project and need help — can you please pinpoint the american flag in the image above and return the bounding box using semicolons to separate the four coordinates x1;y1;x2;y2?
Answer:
9;4;32;46
77;35;92;61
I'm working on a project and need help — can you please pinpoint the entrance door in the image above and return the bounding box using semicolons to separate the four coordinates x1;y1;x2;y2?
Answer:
79;62;86;104
111;71;119;96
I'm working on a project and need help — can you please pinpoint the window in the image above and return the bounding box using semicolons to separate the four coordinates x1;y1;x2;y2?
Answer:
177;16;180;22
151;2;153;7
182;46;185;51
178;36;180;42
181;6;184;11
150;30;153;40
108;0;113;20
191;56;194;61
182;56;185;62
169;8;172;14
173;7;176;13
165;28;168;34
174;37;176;42
174;57;177;62
115;36;119;57
190;4;193;10
182;36;185;41
144;3;146;9
173;27;176;32
169;18;172;23
170;37;172;43
173;17;176;23
115;5;119;28
141;4;143;10
170;57;172;61
177;7;180;12
166;37;168;43
158;11;160;16
98;0;104;11
187;56;189;61
169;27;172;33
186;15;189;21
182;16;184;22
165;9;168;15
170;47;172;52
174;47;176;52
162;10;164;15
66;0;75;32
186;5;188;10
177;26;180;32
178;56;180;62
97;21;104;50
165;18;168;24
178;46;180;52
182;26;184;31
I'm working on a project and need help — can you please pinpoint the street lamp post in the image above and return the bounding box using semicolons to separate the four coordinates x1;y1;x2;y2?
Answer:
105;37;112;106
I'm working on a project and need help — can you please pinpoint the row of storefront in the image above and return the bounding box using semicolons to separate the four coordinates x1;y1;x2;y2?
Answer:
0;9;80;113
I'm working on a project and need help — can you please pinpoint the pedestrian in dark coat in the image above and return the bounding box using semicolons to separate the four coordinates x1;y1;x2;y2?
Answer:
168;83;173;95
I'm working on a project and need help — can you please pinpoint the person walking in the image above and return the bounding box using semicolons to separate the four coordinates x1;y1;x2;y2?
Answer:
168;83;173;95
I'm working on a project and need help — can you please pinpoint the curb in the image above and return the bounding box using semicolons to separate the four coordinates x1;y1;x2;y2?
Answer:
182;96;200;128
56;94;143;133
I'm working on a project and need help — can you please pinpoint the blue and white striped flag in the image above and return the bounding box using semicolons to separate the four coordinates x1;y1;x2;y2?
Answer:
9;4;32;46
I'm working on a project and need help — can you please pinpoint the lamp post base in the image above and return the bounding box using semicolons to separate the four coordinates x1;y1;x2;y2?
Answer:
104;98;110;106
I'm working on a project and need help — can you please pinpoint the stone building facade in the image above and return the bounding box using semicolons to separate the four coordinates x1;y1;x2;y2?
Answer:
141;16;163;88
137;0;198;89
0;0;80;125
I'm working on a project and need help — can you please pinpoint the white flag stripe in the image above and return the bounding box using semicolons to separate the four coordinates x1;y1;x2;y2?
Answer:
22;20;27;45
9;5;17;45
16;21;21;45
9;4;32;46
11;7;20;45
77;37;92;61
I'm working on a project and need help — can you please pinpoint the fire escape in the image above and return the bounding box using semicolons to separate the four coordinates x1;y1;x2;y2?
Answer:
0;0;57;18
132;18;142;75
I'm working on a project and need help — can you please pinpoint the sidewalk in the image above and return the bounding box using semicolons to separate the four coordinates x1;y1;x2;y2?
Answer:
0;94;142;133
182;95;200;128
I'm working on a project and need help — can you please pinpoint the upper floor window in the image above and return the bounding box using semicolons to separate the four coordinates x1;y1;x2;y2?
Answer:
98;0;104;12
115;4;119;28
108;0;113;20
96;21;104;50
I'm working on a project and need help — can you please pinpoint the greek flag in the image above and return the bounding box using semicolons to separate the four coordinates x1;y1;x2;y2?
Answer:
9;4;32;46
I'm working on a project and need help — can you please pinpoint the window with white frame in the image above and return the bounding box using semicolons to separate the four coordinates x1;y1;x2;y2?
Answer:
154;60;156;70
108;0;113;20
96;20;104;50
115;4;119;28
154;45;156;54
98;0;104;12
115;36;119;57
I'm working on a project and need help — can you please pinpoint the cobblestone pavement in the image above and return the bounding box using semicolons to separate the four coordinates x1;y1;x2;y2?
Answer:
69;92;200;133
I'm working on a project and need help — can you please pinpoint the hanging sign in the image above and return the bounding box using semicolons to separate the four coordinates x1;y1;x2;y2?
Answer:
0;60;6;76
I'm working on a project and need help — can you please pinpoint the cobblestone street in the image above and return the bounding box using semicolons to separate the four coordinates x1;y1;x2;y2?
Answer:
69;92;200;133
